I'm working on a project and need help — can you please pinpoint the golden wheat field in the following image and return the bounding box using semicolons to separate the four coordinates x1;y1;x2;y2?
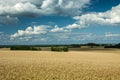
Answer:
0;49;120;80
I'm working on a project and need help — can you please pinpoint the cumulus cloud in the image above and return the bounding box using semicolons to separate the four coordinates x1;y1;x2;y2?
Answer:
40;0;90;16
51;25;68;32
0;0;90;24
66;23;86;29
11;25;50;38
11;24;70;40
10;24;72;43
66;4;120;29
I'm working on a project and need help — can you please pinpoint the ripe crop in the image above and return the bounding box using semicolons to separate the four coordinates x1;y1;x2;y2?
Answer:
0;50;120;80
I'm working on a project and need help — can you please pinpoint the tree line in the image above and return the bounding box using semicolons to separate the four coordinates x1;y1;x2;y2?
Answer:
10;46;41;51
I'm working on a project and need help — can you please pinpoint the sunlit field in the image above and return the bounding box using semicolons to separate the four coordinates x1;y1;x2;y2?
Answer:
0;49;120;80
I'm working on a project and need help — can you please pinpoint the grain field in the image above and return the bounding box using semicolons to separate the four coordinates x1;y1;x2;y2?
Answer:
0;50;120;80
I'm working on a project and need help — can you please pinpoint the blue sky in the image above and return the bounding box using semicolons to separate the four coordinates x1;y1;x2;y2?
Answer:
0;0;120;45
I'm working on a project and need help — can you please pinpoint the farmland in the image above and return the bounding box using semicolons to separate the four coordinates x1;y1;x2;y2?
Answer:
0;49;120;80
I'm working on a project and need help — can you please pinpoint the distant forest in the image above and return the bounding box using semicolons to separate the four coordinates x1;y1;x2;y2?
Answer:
0;43;120;48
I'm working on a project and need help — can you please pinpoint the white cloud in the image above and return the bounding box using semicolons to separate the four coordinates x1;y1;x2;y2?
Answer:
0;0;90;24
103;32;120;42
0;2;41;17
11;25;50;38
51;25;68;32
66;4;120;29
105;32;120;37
11;24;70;40
40;0;90;16
66;23;86;29
0;0;90;23
13;2;40;16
